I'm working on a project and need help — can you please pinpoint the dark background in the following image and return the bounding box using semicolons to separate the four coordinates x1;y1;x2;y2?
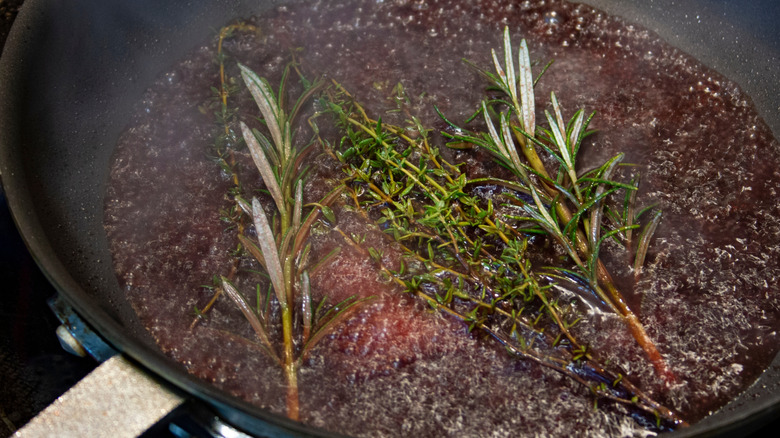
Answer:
0;190;95;437
0;1;778;437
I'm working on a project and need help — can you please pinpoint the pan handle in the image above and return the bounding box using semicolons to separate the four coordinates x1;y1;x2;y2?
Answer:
14;355;258;438
14;355;184;437
16;295;257;438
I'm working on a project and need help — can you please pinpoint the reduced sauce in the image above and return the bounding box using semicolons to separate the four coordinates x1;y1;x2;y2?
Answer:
104;1;780;436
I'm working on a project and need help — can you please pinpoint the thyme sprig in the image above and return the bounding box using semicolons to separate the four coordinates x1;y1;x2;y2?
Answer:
333;204;683;427
191;23;259;327
321;82;684;427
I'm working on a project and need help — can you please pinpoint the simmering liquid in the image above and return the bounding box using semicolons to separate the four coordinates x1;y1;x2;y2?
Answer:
104;1;780;436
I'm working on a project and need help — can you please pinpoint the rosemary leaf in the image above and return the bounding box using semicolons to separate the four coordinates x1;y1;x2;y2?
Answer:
634;210;662;275
293;179;303;232
503;28;517;103
238;233;267;269
251;197;287;308
221;277;278;360
301;296;374;359
588;153;624;250
517;38;535;137
241;121;284;212
239;63;284;152
301;271;312;343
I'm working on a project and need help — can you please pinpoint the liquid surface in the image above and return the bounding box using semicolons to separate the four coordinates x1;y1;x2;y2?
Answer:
104;1;780;436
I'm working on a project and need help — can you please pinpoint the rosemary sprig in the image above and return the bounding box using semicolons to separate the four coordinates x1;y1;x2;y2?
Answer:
197;47;370;419
449;27;670;381
227;63;376;420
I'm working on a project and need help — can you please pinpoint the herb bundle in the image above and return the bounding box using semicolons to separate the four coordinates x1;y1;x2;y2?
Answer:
202;24;682;428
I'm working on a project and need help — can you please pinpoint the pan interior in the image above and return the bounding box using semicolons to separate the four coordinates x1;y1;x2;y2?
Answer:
1;0;778;436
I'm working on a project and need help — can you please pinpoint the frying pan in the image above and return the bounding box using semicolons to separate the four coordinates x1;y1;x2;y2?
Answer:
1;0;778;436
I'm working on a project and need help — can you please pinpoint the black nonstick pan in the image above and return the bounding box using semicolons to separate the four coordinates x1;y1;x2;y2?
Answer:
1;0;778;436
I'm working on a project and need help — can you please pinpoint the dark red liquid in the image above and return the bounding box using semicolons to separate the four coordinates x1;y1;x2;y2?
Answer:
104;1;780;436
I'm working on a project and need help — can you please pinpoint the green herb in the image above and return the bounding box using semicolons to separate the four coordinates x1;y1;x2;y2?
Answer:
447;26;670;381
191;24;259;328
218;62;371;421
197;26;371;420
319;27;682;427
198;24;680;429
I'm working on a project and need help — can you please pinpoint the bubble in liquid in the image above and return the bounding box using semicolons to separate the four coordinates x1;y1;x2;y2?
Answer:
544;11;561;26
